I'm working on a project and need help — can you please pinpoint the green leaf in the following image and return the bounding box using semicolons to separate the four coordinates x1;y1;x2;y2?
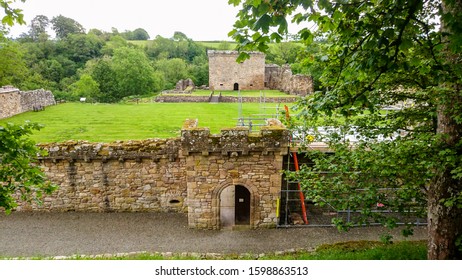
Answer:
253;14;272;33
228;0;241;7
236;52;250;62
252;0;262;7
275;15;288;34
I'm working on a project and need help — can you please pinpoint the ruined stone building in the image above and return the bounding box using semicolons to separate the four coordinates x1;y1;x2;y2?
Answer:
0;86;56;119
208;50;314;96
208;50;266;91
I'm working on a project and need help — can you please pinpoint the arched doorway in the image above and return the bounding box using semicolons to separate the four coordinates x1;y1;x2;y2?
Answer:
219;185;251;228
235;185;250;225
233;83;239;91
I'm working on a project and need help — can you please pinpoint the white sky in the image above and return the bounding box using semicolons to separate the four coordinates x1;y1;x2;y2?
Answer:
6;0;242;41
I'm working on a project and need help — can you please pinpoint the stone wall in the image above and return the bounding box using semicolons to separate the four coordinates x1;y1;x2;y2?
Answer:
18;121;290;229
25;139;186;213
207;51;313;96
208;51;266;91
265;65;314;97
155;94;298;103
0;86;56;119
0;86;21;119
155;95;211;103
182;123;289;229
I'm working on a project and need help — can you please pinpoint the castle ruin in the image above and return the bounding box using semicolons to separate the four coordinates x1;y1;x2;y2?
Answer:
0;86;56;119
208;50;314;96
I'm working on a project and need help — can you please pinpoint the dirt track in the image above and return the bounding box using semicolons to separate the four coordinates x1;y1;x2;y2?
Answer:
0;212;427;258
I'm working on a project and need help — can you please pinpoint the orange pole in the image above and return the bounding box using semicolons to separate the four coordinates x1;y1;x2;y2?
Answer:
284;105;309;225
292;152;309;225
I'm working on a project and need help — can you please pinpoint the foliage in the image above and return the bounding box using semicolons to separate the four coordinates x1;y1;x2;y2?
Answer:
69;73;100;101
27;15;49;41
229;0;462;259
0;0;25;27
112;47;160;98
0;122;56;213
51;15;85;39
120;28;150;40
145;33;207;63
0;40;27;85
62;33;103;66
266;41;304;65
154;58;189;89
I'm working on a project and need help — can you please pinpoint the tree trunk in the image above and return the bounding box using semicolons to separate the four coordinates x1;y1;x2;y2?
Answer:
428;101;462;259
428;165;462;259
427;0;462;260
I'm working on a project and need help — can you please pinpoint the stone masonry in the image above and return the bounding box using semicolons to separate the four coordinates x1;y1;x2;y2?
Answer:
18;120;290;229
208;50;266;91
207;51;313;96
0;86;56;119
265;64;314;96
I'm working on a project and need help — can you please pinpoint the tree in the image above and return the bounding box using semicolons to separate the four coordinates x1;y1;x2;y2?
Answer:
267;41;304;65
84;56;119;102
121;28;150;40
154;58;189;89
61;33;103;66
28;15;49;41
0;122;56;213
101;35;128;56
51;15;85;39
0;40;28;85
69;73;100;100
229;0;462;259
111;47;159;99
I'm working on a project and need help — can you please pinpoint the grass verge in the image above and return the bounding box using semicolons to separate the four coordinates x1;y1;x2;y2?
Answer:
3;241;426;260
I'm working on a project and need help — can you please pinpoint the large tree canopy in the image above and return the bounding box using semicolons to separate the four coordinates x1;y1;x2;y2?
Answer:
229;0;462;259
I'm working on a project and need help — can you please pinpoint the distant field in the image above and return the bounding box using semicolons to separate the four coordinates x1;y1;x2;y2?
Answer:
128;40;238;49
197;41;238;49
1;102;290;143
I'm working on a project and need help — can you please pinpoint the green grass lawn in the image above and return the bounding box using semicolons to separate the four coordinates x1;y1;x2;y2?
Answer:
1;102;288;143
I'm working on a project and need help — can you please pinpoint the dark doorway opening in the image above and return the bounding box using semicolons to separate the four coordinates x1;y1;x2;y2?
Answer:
235;185;250;225
233;83;239;91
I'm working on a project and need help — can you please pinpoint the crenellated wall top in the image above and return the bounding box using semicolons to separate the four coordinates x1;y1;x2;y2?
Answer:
38;119;290;162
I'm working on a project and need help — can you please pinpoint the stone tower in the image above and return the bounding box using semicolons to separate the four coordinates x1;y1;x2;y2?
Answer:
208;50;265;91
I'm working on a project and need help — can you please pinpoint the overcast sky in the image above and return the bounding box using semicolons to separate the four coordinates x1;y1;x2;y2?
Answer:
7;0;242;41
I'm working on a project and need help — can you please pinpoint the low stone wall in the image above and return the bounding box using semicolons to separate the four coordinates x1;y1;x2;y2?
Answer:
0;86;56;119
18;121;290;229
220;96;299;103
155;95;210;103
155;94;298;103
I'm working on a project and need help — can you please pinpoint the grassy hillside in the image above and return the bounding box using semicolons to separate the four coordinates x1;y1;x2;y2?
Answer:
1;102;288;143
128;40;238;50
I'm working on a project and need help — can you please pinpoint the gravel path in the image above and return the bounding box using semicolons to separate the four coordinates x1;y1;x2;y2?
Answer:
0;212;427;258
